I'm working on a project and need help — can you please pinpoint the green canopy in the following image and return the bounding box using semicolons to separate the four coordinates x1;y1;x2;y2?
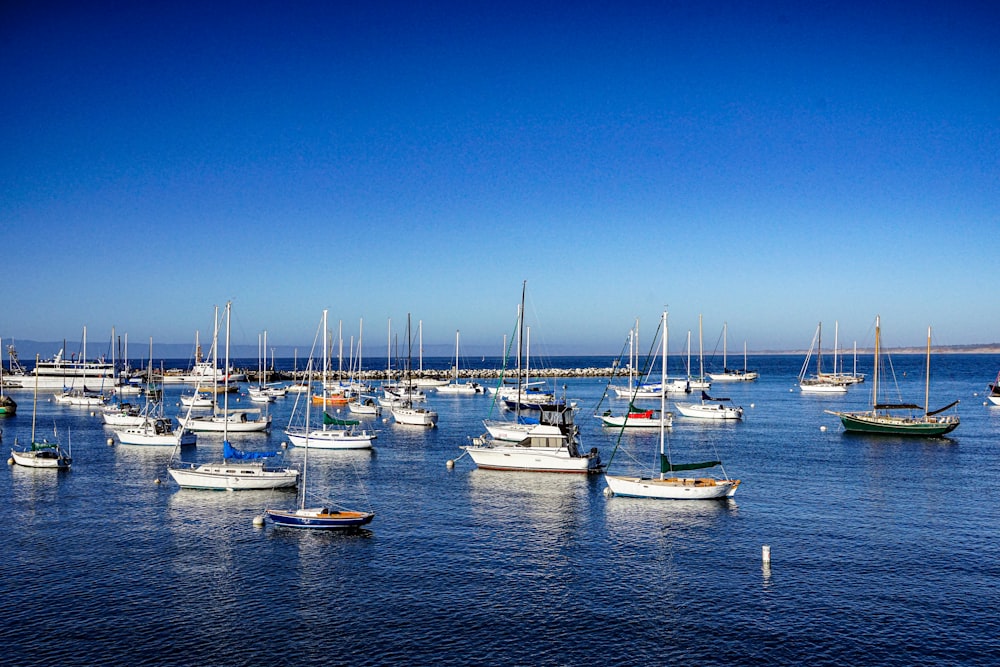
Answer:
323;412;359;426
660;455;721;473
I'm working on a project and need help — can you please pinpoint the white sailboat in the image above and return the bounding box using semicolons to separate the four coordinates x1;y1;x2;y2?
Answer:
707;322;758;382
54;326;108;406
10;354;72;468
798;322;849;393
391;314;439;427
167;302;298;490
437;330;484;394
285;310;377;449
604;314;740;500
247;332;277;403
114;340;197;447
597;312;674;429
674;391;744;420
177;306;271;434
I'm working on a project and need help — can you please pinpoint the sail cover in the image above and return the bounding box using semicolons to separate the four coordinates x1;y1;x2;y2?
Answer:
223;440;279;460
323;412;359;426
660;455;721;473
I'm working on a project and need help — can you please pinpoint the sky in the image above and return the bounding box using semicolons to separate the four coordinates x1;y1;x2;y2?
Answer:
2;1;998;357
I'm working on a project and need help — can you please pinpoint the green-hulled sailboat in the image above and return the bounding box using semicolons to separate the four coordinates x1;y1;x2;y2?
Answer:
826;316;959;437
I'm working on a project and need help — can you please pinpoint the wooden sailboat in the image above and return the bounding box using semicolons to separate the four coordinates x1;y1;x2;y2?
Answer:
826;316;959;436
10;355;71;468
265;359;374;530
605;311;740;500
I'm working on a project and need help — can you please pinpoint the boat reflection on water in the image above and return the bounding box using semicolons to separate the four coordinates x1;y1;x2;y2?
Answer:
602;494;737;532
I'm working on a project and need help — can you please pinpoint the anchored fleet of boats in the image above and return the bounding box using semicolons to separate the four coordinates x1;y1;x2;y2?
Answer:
5;298;992;530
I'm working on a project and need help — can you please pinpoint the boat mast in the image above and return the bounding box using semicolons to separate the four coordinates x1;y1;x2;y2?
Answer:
223;302;231;453
32;354;39;443
698;314;704;381
872;315;881;413
659;311;667;480
722;322;727;371
454;330;460;383
925;326;932;417
833;321;840;378
322;309;329;433
816;322;823;375
517;280;526;421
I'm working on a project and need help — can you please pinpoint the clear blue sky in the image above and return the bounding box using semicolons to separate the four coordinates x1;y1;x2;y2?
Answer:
3;1;998;356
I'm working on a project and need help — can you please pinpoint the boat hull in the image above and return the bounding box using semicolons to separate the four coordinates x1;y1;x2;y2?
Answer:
177;413;272;432
597;412;674;428
833;411;959;436
285;428;375;450
674;402;743;420
10;444;71;469
265;508;374;530
605;474;739;499
167;463;298;490
799;381;848;394
391;406;438;427
462;443;602;473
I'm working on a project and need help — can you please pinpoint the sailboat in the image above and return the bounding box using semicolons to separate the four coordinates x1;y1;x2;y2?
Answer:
987;370;1000;407
674;391;744;420
10;355;72;468
176;306;271;433
798;322;849;393
0;338;16;416
707;322;758;382
265;360;374;530
54;326;108;406
604;311;740;500
167;303;298;490
462;282;602;473
114;339;197;447
285;310;377;449
825;316;960;436
391;314;439;427
597;312;674;429
247;332;277;403
436;330;484;394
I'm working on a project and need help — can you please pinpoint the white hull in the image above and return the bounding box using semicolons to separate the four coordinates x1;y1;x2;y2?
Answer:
462;442;600;473
54;391;107;406
116;421;197;447
102;408;146;426
391;406;438;426
989;394;1000;406
598;412;673;428
482;420;537;442
10;445;71;469
707;371;758;382
436;382;484;394
674;402;743;420
348;400;381;416
177;412;272;432
799;381;848;394
285;427;375;450
167;462;298;490
180;393;215;408
605;474;739;499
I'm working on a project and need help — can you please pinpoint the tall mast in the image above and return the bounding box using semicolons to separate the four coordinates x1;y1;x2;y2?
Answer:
658;311;667;480
833;321;839;378
925;326;932;417
873;315;881;412
698;314;704;380
223;302;231;448
323;309;329;432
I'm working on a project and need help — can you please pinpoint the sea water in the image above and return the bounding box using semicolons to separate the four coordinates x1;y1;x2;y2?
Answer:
2;354;999;666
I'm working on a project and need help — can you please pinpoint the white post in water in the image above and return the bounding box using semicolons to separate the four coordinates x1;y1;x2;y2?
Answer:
762;545;771;565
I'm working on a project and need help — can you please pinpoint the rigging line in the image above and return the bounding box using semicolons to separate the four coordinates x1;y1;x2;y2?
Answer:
592;332;633;416
605;315;665;468
486;312;521;419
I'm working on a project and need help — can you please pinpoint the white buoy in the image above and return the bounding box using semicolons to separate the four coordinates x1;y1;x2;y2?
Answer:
154;478;161;484
90;411;96;417
820;425;827;432
446;459;454;469
281;441;288;448
750;403;755;409
382;417;389;423
762;545;771;565
984;401;989;406
7;457;13;465
107;437;115;445
789;388;794;392
603;487;614;498
253;515;265;528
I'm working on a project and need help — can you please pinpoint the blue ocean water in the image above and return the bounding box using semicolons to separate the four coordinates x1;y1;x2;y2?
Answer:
3;354;1000;666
